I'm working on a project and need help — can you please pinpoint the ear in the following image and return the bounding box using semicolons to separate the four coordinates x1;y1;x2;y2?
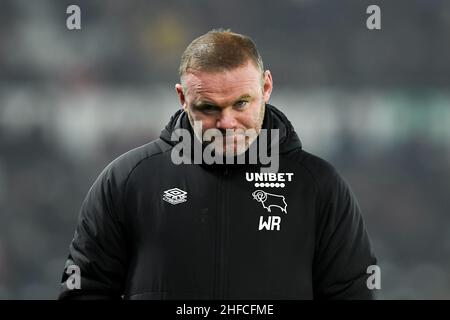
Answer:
262;70;273;103
175;83;187;111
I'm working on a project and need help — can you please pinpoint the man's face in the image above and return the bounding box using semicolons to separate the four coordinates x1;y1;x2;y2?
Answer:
175;61;273;155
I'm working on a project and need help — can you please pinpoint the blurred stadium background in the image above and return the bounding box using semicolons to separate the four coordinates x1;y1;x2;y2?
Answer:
0;0;449;299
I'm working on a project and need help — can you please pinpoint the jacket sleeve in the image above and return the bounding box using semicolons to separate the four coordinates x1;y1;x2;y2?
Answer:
58;165;129;300
313;168;378;300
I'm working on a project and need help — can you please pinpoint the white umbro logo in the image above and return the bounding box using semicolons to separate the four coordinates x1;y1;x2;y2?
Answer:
163;188;188;205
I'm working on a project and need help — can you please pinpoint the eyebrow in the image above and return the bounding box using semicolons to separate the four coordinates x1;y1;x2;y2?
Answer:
194;94;252;108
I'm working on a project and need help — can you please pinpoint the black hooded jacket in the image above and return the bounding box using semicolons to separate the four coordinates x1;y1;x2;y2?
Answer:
59;104;377;300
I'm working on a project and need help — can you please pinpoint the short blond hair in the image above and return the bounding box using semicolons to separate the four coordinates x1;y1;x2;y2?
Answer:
179;29;264;83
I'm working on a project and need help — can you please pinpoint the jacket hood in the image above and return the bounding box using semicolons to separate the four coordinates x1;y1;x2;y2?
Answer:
160;103;302;155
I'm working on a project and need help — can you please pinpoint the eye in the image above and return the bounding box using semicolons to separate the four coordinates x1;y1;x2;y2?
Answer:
203;104;215;111
235;100;248;109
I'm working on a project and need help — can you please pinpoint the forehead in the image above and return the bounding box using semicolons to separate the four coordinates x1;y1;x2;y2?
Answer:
183;62;262;103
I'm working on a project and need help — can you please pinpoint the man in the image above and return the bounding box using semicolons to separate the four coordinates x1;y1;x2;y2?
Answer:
59;29;377;299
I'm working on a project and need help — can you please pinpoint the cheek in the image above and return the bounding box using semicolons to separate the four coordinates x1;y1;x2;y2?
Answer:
241;103;262;127
189;110;216;129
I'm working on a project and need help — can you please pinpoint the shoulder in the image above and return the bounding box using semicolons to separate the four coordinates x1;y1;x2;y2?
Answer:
286;148;339;184
109;138;171;174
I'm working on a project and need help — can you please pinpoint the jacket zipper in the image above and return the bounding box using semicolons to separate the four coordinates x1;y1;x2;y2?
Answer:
215;167;229;299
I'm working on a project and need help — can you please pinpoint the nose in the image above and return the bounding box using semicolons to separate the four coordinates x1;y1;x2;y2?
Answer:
216;108;236;130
